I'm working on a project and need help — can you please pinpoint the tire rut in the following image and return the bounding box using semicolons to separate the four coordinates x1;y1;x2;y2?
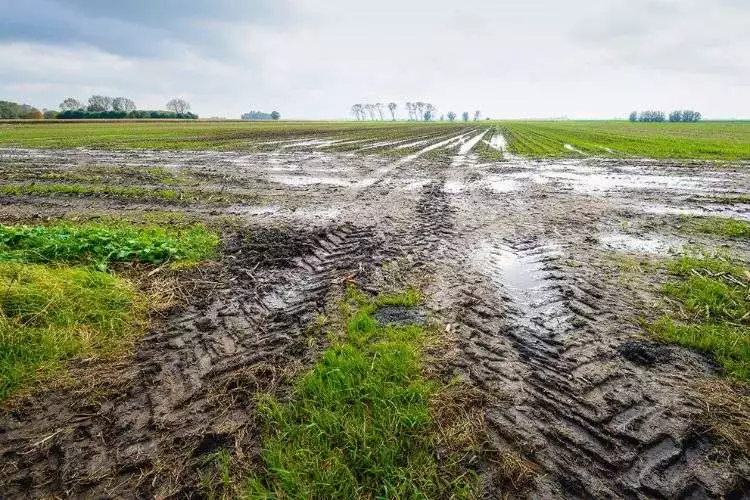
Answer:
0;223;380;498
453;238;746;498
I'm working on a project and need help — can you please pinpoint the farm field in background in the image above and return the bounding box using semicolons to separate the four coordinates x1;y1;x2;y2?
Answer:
1;119;749;160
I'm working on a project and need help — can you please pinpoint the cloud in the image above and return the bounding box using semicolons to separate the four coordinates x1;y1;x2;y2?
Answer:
0;0;748;118
0;0;285;58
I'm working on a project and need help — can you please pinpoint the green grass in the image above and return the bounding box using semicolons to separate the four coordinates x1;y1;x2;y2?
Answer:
0;262;145;399
690;216;750;238
0;183;248;204
0;120;468;151
0;222;218;269
498;120;750;160
650;251;750;381
0;220;219;400
246;287;477;499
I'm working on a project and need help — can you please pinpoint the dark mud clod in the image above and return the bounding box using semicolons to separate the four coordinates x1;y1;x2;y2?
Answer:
617;339;673;366
373;306;428;326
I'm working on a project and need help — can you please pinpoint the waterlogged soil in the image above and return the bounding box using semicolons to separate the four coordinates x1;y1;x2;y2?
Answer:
1;140;750;498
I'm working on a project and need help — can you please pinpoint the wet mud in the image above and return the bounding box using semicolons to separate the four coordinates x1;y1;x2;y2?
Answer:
1;140;750;498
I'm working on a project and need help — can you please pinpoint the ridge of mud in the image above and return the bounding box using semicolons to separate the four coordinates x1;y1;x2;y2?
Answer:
0;223;381;498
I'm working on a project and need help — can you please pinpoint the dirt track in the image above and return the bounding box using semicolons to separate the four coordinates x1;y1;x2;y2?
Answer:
1;139;749;498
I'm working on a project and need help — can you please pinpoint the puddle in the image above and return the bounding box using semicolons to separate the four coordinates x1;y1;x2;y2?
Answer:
269;175;354;187
474;241;567;329
643;204;750;221
488;133;507;151
398;131;477;165
535;167;728;194
483;175;520;193
564;144;585;155
292;208;342;219
444;180;465;194
229;205;281;216
458;130;489;155
599;233;680;254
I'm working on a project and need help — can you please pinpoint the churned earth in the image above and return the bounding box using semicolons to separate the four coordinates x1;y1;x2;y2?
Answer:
1;130;749;498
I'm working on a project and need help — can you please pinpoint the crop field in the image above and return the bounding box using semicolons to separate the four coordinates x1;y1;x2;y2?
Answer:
1;121;749;498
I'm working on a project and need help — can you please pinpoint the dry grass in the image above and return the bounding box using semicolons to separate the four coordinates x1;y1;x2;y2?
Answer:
695;380;750;459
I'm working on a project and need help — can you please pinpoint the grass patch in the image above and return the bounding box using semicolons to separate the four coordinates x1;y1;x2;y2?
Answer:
649;250;750;382
0;183;247;204
689;216;750;239
245;286;478;498
0;262;145;399
0;220;218;399
0;222;218;270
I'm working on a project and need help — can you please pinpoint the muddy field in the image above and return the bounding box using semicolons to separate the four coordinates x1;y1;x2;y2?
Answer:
1;128;749;498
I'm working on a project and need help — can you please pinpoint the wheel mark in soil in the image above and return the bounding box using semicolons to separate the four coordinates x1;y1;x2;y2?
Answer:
0;223;380;498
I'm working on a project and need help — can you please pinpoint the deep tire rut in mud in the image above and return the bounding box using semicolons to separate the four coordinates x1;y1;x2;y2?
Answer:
450;238;747;498
0;223;380;498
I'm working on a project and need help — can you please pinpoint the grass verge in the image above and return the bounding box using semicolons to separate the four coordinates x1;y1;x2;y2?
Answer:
0;262;145;399
0;220;219;400
0;183;248;204
649;250;749;382
245;286;479;498
687;216;750;239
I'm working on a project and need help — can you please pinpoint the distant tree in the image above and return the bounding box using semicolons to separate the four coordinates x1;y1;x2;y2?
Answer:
447;111;457;121
680;110;701;122
388;102;397;120
668;110;682;122
462;111;470;122
241;110;275;120
364;104;376;120
43;109;59;119
416;102;425;121
0;100;43;119
405;102;414;120
351;104;362;121
473;110;481;121
271;110;281;120
87;95;113;112
60;98;83;112
112;97;136;113
628;111;638;122
166;98;190;114
440;114;445;121
375;103;384;120
423;103;435;121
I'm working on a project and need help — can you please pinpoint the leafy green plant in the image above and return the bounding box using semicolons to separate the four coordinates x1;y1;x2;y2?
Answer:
0;222;218;269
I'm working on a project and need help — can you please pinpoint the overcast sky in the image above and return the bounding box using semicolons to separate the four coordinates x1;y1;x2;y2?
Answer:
1;0;748;119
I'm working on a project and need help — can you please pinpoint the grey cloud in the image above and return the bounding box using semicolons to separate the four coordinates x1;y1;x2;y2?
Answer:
0;0;286;57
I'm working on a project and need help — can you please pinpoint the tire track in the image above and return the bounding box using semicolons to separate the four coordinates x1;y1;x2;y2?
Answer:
0;224;379;498
454;238;746;498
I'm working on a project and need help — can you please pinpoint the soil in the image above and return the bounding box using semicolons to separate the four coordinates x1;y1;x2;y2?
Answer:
1;141;749;498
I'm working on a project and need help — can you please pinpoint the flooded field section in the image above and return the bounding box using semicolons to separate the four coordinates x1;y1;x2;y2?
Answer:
1;139;749;498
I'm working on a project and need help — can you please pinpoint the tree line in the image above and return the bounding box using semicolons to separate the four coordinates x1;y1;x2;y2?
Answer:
241;110;281;120
55;96;196;119
350;102;482;122
629;109;701;123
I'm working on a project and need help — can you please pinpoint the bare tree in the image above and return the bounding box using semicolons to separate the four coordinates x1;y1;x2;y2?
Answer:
166;98;190;114
59;98;83;111
462;111;470;122
416;102;425;121
424;103;435;121
405;102;413;120
629;111;638;122
388;102;397;120
87;95;113;112
473;110;481;121
375;103;384;120
112;97;136;113
351;104;364;121
447;111;457;121
364;104;376;121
